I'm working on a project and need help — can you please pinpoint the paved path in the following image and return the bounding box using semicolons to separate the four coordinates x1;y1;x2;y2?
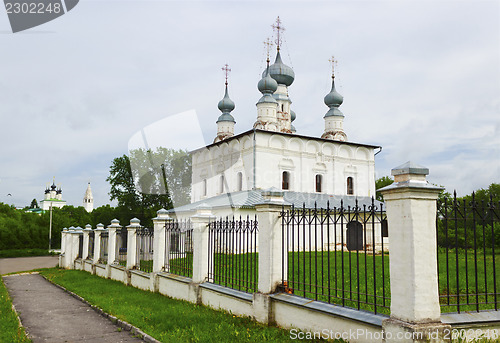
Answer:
3;273;145;343
0;256;59;275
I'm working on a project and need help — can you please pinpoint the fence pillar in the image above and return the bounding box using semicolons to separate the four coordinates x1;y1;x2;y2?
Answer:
94;224;104;265
255;190;287;294
126;218;140;270
107;219;121;265
59;227;68;268
153;209;169;273
82;224;91;260
63;227;75;269
192;205;215;284
380;162;450;342
70;228;82;268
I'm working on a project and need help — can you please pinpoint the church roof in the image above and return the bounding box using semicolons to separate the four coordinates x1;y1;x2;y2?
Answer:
192;128;381;153
167;189;382;215
84;182;93;199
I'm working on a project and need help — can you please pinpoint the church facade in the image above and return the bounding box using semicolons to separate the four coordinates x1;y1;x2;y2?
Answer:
40;181;66;210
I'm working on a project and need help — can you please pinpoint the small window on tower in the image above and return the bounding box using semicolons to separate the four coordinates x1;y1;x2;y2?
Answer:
282;171;290;190
220;175;225;193
203;179;207;197
281;104;284;112
315;174;322;193
237;172;243;192
347;177;354;195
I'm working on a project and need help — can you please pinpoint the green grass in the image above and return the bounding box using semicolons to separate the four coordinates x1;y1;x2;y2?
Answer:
437;248;500;313
0;277;31;343
0;249;57;259
39;268;336;343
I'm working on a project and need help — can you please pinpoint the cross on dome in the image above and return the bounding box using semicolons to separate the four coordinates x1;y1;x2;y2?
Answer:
272;16;285;51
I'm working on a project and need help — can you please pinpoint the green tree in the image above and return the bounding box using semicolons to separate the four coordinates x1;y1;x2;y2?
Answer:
30;198;38;208
375;176;394;201
106;148;191;227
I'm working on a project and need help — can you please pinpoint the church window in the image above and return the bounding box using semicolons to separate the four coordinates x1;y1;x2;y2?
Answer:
347;177;354;195
315;174;322;193
220;175;225;193
237;172;243;191
281;104;284;112
203;179;207;196
282;171;290;190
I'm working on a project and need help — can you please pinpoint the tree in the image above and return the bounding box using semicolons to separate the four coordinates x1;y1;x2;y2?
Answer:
375;176;394;202
106;148;192;227
30;198;38;208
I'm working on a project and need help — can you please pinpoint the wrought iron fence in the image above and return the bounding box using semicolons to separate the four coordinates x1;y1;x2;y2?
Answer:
99;231;109;264
208;216;258;293
77;233;83;259
437;191;499;313
136;227;154;273
281;199;390;315
88;231;94;260
116;227;128;267
165;219;193;278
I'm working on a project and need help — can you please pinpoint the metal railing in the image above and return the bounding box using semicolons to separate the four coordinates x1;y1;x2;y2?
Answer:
281;199;390;315
88;231;94;260
116;227;128;267
77;233;83;259
437;191;499;313
136;227;154;273
208;216;258;293
99;231;109;264
165;219;193;278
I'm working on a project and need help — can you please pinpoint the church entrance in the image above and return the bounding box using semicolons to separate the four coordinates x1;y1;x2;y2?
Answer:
346;221;363;251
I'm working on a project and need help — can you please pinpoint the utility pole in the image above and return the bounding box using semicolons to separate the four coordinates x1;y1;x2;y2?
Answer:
49;203;53;251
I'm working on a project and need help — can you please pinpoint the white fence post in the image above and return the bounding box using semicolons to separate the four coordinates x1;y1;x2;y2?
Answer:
126;218;140;270
93;223;104;265
153;210;169;273
255;190;287;294
191;205;215;284
107;219;121;265
69;227;82;268
82;224;91;260
59;227;68;268
63;227;75;269
380;162;451;342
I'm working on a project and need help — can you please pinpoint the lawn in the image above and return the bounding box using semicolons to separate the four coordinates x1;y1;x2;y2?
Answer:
166;249;499;315
0;277;31;343
39;268;334;343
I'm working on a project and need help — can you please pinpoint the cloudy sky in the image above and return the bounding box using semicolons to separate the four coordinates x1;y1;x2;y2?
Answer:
0;0;498;208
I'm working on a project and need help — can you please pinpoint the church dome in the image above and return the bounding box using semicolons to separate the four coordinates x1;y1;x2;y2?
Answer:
262;51;295;87
290;109;296;122
324;78;344;117
217;85;235;114
51;182;57;190
258;67;278;94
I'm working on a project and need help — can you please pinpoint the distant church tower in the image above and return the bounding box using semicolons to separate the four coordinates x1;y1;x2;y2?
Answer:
83;182;93;212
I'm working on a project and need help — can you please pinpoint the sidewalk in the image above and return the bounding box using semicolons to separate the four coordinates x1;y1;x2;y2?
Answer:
0;256;59;275
3;273;145;343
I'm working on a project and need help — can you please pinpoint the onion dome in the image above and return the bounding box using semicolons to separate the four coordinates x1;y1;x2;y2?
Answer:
56;188;62;195
324;78;344;117
290;109;296;133
262;51;295;87
257;65;278;105
216;84;235;123
51;182;57;190
44;187;50;194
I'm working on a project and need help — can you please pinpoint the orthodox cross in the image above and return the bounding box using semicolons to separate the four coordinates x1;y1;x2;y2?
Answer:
328;56;337;79
263;37;273;63
222;64;231;85
272;16;285;51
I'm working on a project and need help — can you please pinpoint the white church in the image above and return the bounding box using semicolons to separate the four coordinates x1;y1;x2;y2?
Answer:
169;17;381;221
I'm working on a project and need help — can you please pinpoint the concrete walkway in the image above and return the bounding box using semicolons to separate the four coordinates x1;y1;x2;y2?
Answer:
3;273;145;343
0;256;59;275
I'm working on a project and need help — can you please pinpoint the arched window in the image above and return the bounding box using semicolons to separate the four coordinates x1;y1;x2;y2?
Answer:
315;174;322;193
237;172;243;192
282;171;290;190
202;179;207;197
281;104;284;112
347;177;354;195
220;175;225;193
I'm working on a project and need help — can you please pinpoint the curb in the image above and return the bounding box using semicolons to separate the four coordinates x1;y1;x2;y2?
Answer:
39;273;161;343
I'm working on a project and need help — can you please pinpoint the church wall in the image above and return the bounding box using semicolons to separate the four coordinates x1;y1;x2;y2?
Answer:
191;131;376;204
